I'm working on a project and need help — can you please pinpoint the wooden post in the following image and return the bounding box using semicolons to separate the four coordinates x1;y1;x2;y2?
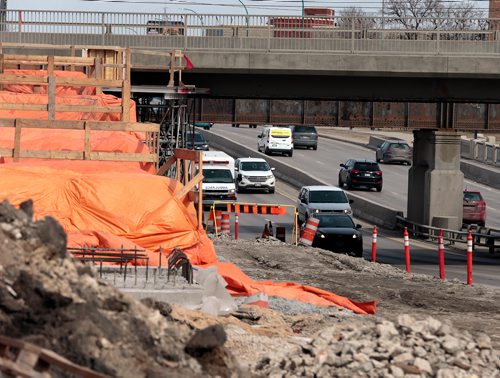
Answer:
69;45;76;71
94;57;103;94
84;122;91;160
13;119;21;162
167;50;175;87
47;56;56;121
121;48;131;122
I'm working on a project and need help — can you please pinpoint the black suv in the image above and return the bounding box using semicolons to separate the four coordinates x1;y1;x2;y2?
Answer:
289;125;318;150
338;159;383;192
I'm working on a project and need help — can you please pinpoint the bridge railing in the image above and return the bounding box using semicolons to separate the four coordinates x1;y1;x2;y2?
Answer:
1;10;500;55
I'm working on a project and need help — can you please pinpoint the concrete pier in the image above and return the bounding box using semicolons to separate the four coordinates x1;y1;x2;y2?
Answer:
407;130;464;230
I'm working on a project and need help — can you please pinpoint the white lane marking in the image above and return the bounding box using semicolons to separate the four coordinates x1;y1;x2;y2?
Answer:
315;160;326;165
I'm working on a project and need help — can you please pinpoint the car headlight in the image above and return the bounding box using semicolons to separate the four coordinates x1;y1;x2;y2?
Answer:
229;189;235;193
314;209;320;213
352;234;357;239
344;209;352;214
320;234;326;239
266;175;274;179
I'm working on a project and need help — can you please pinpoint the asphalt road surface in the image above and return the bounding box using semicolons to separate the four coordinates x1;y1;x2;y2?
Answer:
207;124;500;229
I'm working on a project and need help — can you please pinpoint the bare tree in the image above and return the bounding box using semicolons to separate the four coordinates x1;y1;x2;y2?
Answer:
337;7;376;29
384;0;485;30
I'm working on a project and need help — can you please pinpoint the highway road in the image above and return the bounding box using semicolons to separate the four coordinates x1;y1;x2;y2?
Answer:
200;124;500;287
206;124;500;229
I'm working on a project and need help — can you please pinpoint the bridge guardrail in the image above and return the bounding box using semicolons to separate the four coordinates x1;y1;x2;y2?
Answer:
396;215;500;254
1;10;500;56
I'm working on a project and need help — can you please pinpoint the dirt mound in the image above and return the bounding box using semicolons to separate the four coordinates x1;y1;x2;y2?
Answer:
0;200;241;377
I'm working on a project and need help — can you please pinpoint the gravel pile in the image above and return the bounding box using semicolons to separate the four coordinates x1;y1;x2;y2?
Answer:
255;314;500;377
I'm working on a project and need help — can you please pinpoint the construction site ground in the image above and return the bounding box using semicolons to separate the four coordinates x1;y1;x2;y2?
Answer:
214;238;500;349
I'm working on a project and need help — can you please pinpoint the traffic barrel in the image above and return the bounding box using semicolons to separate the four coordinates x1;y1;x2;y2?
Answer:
404;227;411;273
213;210;222;233
438;229;445;281
234;213;239;240
299;217;320;247
371;226;377;262
467;230;473;285
221;212;230;234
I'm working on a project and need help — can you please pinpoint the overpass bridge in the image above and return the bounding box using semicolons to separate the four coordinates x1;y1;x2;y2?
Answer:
1;9;500;230
2;10;500;102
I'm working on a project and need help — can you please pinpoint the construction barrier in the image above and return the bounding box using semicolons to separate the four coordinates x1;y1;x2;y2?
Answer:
221;213;231;234
299;217;320;247
210;201;299;244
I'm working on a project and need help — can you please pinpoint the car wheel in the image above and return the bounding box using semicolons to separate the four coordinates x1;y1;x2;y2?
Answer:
235;124;240;128
478;220;485;227
338;175;343;188
346;178;352;190
312;145;317;150
269;187;275;194
288;150;293;157
235;182;240;193
376;157;381;163
232;124;236;127
264;147;270;155
376;185;382;192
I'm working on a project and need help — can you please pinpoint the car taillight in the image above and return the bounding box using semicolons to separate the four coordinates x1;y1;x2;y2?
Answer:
375;171;382;176
351;169;360;174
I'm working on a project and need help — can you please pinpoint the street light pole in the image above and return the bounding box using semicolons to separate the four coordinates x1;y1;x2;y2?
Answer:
184;8;204;27
237;0;249;35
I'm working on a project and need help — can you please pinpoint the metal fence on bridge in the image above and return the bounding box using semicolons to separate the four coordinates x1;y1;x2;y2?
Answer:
1;10;500;56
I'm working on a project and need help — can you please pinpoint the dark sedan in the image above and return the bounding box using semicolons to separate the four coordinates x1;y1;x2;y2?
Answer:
185;130;209;151
311;213;363;257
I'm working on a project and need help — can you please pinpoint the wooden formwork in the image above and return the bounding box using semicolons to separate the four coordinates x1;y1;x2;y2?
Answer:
157;148;204;227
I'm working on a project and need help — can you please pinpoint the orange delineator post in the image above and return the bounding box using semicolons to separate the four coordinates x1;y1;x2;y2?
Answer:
235;213;239;240
467;230;473;285
438;229;445;281
404;227;411;273
371;226;377;262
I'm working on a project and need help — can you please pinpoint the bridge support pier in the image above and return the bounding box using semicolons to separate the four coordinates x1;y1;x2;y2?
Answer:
407;130;463;230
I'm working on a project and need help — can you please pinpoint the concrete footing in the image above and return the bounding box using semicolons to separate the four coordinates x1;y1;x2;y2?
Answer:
407;130;464;230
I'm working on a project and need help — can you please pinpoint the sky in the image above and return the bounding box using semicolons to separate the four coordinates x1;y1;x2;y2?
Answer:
10;0;490;17
10;0;395;16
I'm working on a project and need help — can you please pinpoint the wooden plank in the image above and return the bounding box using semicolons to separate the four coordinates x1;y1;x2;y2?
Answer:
47;56;56;121
89;151;157;163
0;74;47;85
174;148;201;162
55;105;121;113
3;54;95;65
0;103;47;111
176;172;204;199
84;122;91;160
20;150;83;160
13;121;21;162
16;119;86;130
13;119;159;132
121;48;131;122
55;77;123;87
0;119;15;126
183;159;189;185
156;155;177;176
0;148;13;157
94;57;103;94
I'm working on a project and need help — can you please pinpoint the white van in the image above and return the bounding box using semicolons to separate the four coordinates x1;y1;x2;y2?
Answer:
201;151;236;208
257;126;293;157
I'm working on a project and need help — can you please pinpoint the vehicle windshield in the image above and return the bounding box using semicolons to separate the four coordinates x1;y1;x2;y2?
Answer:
293;126;317;133
203;169;234;183
309;190;348;203
241;161;271;171
353;162;380;171
464;192;482;202
316;215;355;228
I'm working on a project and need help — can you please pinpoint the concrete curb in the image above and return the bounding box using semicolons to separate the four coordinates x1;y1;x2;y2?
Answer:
204;131;403;229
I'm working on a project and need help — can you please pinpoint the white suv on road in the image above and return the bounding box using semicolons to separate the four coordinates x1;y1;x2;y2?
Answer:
235;157;276;193
297;185;353;224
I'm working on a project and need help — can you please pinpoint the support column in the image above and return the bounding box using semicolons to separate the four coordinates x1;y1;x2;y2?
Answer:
407;130;464;230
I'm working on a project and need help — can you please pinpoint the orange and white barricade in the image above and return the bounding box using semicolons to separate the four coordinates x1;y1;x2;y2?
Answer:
299;217;320;246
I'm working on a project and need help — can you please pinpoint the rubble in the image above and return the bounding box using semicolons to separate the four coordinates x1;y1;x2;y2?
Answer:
253;315;500;377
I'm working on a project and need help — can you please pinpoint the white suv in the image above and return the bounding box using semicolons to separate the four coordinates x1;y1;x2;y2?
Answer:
235;157;276;193
297;185;353;224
